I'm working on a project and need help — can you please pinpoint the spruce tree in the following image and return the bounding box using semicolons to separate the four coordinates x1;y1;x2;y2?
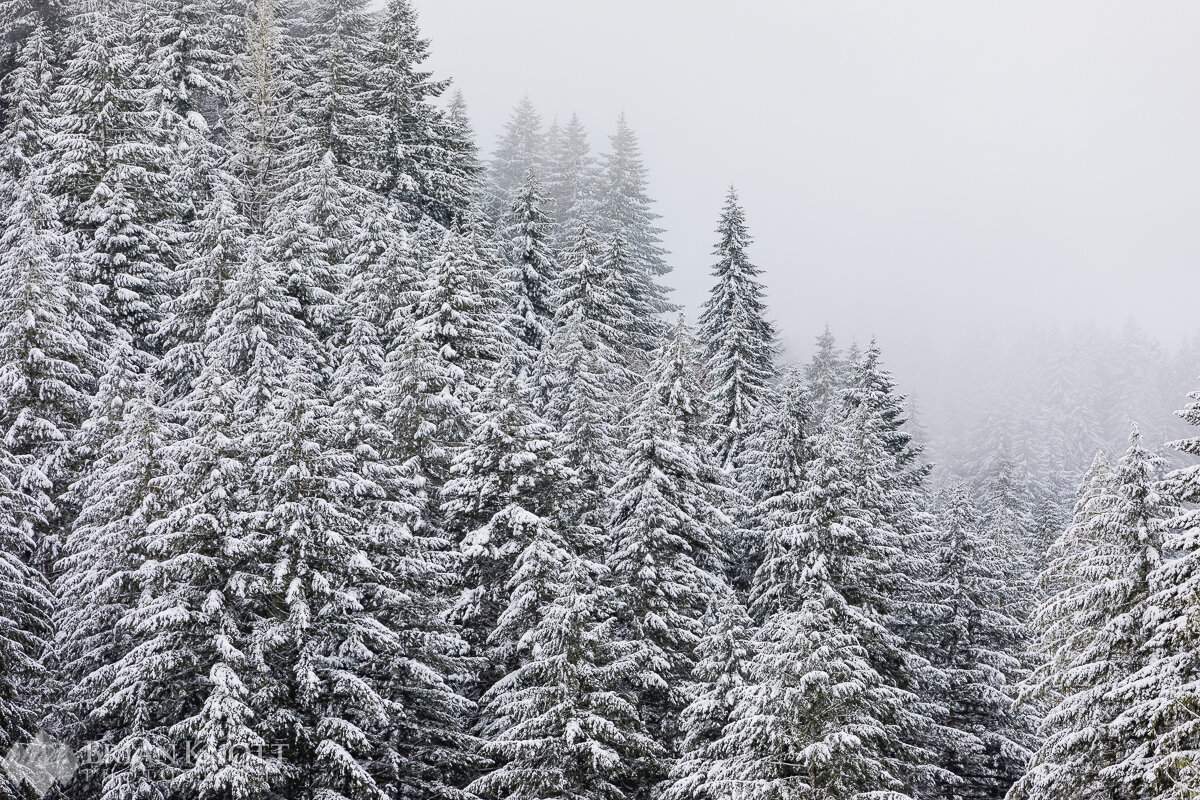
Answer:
697;188;775;469
414;225;509;443
718;428;920;800
659;592;755;800
442;363;576;693
0;441;53;796
727;394;935;799
55;371;177;800
595;114;671;353
929;483;1033;800
485;96;544;222
1115;387;1200;797
369;0;478;224
0;163;98;570
804;325;844;424
605;352;730;775
470;538;660;800
51;0;176;352
1013;426;1174;800
739;366;812;606
538;218;632;530
502;170;558;355
545;112;596;245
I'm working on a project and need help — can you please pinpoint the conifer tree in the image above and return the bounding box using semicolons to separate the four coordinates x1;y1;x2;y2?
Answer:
383;308;457;511
369;0;478;224
929;483;1033;800
442;362;576;691
0;441;53;794
652;316;715;453
595;114;671;352
414;226;509;442
502;169;558;355
697;188;775;469
470;538;660;800
0;165;98;570
538;218;632;524
606;352;729;772
54;372;177;800
728;394;936;799
51;0;176;352
659;592;755;800
229;0;293;230
155;161;247;400
804;325;844;424
486;96;544;221
1014;426;1174;800
1110;387;1200;798
718;417;922;800
739;366;812;604
545;112;596;243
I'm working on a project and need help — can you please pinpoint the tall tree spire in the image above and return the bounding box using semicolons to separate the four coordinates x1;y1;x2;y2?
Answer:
698;187;775;468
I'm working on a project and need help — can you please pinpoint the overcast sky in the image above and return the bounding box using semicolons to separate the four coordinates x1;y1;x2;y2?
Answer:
412;1;1200;391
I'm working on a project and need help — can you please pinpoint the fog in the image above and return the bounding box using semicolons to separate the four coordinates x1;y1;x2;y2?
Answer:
413;0;1200;449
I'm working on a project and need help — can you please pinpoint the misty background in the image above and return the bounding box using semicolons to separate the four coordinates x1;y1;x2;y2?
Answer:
412;0;1200;469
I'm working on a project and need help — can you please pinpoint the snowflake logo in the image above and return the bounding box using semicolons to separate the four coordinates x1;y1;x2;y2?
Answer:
1;731;77;797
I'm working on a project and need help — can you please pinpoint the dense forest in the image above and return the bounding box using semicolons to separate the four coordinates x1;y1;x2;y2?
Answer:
1;1;1199;800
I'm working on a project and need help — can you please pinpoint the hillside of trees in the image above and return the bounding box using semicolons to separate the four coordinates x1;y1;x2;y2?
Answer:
2;1;1199;800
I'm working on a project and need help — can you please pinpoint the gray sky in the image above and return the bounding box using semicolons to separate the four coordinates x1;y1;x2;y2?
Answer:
413;1;1200;387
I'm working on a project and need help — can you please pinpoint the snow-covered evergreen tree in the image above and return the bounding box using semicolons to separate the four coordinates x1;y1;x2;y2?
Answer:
605;353;729;770
470;537;660;800
804;325;844;424
369;0;479;224
502;170;557;355
0;163;98;570
537;218;632;533
0;440;53;796
697;188;775;469
718;483;920;800
739;366;812;605
595;114;671;353
414;225;509;442
442;362;576;691
51;0;176;352
659;592;755;800
929;483;1033;800
1081;403;1200;799
54;371;177;800
1014;426;1173;800
485;96;544;222
545;112;596;245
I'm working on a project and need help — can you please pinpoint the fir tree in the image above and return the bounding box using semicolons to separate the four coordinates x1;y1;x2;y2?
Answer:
51;0;176;352
485;96;544;222
470;538;660;800
605;356;730;773
414;225;509;442
659;592;755;800
1014;426;1174;800
804;325;844;425
0;163;98;570
697;188;775;469
545;112;596;245
740;366;812;609
929;483;1033;800
595;114;671;352
0;441;53;797
54;372;177;800
442;363;576;691
369;0;478;224
502;170;557;355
